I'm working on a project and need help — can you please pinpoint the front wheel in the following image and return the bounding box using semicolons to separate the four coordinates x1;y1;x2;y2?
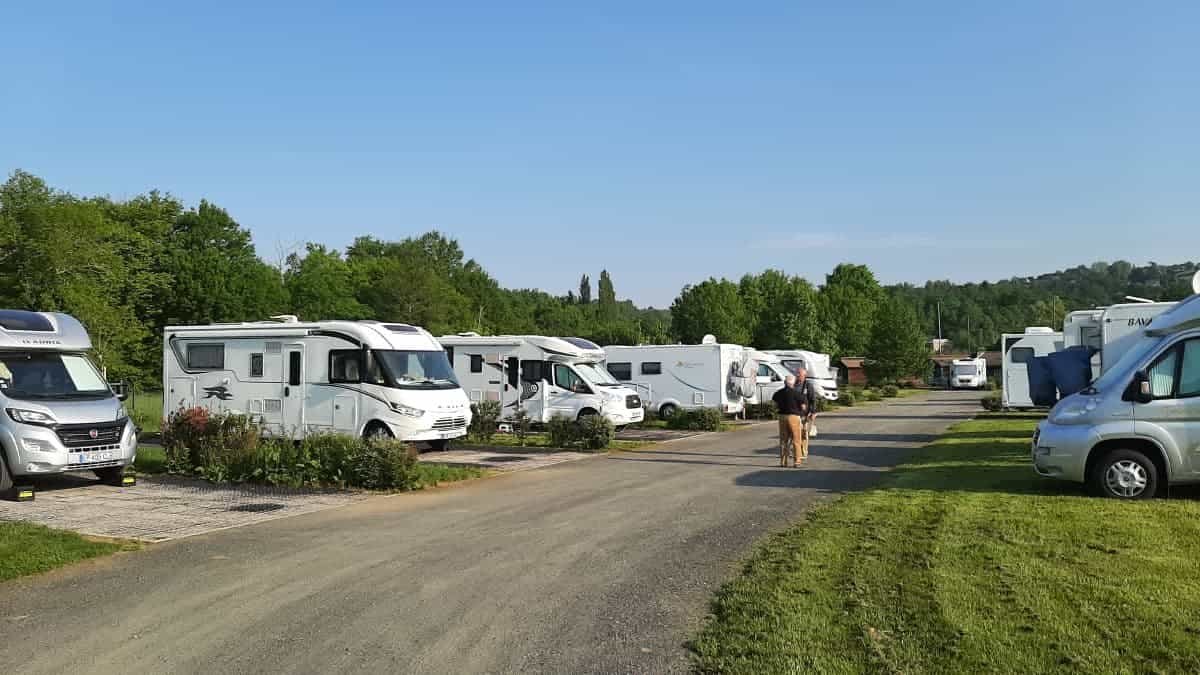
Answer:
658;403;679;419
93;466;125;486
363;423;395;441
1088;449;1158;500
0;452;12;493
427;439;449;452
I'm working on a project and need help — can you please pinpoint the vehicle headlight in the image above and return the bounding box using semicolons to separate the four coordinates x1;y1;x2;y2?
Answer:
21;437;53;452
6;408;57;426
1050;397;1098;425
390;402;425;418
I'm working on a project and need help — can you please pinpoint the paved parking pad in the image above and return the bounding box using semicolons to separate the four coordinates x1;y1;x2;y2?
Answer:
0;474;365;543
420;448;594;472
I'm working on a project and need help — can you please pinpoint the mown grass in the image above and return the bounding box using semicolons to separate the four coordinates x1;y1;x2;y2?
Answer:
459;434;651;451
0;522;134;583
414;463;486;486
129;389;164;433
134;444;167;474
692;414;1200;674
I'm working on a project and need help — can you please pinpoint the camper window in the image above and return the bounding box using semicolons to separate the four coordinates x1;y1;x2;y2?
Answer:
1181;340;1200;398
608;362;632;381
1009;347;1034;364
187;344;225;370
0;352;110;400
641;362;662;375
554;364;591;394
329;350;363;383
1146;339;1200;399
470;354;484;373
249;353;264;378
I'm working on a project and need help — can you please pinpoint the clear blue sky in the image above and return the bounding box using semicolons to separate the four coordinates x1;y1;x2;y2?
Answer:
3;1;1196;307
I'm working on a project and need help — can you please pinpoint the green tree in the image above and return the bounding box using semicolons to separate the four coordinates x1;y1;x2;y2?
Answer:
740;269;824;349
864;295;930;384
579;274;592;304
598;269;617;318
670;278;751;345
819;263;884;358
1031;295;1067;329
284;244;372;320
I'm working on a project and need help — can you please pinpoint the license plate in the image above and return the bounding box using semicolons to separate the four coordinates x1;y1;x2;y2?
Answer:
70;451;115;464
439;431;458;439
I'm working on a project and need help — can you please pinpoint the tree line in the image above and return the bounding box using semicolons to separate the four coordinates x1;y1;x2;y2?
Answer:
1;170;1194;387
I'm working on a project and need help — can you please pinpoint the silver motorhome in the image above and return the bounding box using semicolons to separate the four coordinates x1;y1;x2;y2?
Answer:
0;310;136;496
1034;284;1200;500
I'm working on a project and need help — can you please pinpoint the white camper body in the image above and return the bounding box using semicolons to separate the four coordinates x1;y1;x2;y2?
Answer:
1001;327;1064;409
602;342;755;417
950;357;987;389
1062;302;1175;380
748;350;792;406
439;334;644;427
764;350;839;401
163;318;471;447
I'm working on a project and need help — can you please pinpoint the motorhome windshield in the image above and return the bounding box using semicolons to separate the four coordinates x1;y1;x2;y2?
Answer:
1082;334;1167;395
576;362;621;386
781;359;830;379
0;351;111;400
373;350;460;390
954;364;978;376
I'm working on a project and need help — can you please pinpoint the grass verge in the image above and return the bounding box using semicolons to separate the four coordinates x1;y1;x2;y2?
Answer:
134;444;167;474
414;463;486;486
0;522;134;583
458;434;652;451
692;414;1200;674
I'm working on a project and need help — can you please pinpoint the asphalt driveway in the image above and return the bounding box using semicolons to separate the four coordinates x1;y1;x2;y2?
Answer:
0;391;977;674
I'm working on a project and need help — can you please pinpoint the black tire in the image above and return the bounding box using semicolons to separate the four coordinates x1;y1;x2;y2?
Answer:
0;449;13;493
427;439;449;452
363;422;394;441
577;409;599;422
93;466;125;486
658;403;679;419
1088;449;1158;500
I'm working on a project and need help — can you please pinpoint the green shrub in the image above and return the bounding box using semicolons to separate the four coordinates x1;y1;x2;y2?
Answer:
512;408;531;446
881;384;899;398
861;389;882;402
547;415;578;447
162;406;261;475
468;400;501;442
346;439;420;490
746;403;777;420
577;415;615;450
667;408;723;431
840;391;857;406
981;392;1003;412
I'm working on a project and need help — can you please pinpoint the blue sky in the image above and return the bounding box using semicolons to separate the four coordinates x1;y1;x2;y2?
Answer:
2;1;1196;307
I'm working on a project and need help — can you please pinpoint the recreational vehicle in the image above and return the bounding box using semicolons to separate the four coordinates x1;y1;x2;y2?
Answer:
950;357;987;389
1034;277;1200;499
1062;302;1174;380
0;310;137;496
1001;327;1064;409
439;334;644;427
163;318;470;448
748;350;792;406
603;339;756;418
764;350;839;401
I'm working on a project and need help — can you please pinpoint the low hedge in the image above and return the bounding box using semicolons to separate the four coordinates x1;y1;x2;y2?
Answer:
547;414;616;451
163;407;421;490
881;384;899;398
981;392;1003;412
667;407;723;431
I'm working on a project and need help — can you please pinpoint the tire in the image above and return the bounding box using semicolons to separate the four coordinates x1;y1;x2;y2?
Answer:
1088;449;1158;500
363;422;394;441
427;439;449;452
93;466;125;486
658;403;679;419
577;409;599;422
0;450;12;493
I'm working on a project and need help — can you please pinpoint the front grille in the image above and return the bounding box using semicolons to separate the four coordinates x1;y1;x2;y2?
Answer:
626;395;641;409
55;420;126;448
432;416;467;431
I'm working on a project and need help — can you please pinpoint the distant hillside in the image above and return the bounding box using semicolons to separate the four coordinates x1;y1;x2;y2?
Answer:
890;261;1199;352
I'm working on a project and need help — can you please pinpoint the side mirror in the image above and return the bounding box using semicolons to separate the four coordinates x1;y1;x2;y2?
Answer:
1124;370;1152;404
110;381;130;402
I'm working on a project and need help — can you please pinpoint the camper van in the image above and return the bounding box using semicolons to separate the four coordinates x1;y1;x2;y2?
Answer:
439;334;644;427
603;339;756;418
764;350;839;401
1001;328;1064;409
1062;302;1175;380
0;310;137;496
748;350;792;406
163;318;470;448
950;357;987;389
1034;282;1200;500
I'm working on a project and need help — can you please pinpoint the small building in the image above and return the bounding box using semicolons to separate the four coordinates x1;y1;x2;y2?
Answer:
838;357;868;387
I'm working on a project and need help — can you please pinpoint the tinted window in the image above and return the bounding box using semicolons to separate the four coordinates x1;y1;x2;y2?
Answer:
641;362;662;375
1149;347;1178;398
0;310;53;332
521;360;550;383
329;350;362;383
608;362;632;381
288;352;302;386
187;344;225;369
249;353;264;378
554;364;589;393
470;354;484;373
1180;340;1200;398
757;364;771;377
1009;347;1034;364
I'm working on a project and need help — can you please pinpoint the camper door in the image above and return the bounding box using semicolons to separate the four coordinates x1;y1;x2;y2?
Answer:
1003;338;1035;407
283;344;305;437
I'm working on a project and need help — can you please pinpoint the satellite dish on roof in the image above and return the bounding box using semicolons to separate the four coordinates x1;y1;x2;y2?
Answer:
701;334;717;345
1192;270;1200;295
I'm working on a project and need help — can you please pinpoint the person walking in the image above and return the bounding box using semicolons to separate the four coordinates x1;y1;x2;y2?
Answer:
772;375;802;467
793;367;820;464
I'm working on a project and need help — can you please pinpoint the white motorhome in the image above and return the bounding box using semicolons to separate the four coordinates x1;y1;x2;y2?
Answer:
1001;327;1064;409
439;334;644;427
1062;302;1175;380
950;357;987;389
603;338;756;418
164;317;470;448
764;350;839;401
0;310;137;497
748;350;792;406
1034;276;1200;499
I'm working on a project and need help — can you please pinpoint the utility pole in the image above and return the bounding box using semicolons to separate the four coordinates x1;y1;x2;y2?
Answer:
936;302;943;340
966;314;971;353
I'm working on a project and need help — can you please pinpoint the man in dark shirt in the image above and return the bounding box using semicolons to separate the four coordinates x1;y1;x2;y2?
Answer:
793;368;820;463
772;375;802;467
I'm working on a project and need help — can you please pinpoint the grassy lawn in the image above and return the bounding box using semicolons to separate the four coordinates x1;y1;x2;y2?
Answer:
134;444;167;474
415;463;486;486
0;522;134;583
458;434;652;451
129;389;164;434
692;414;1200;674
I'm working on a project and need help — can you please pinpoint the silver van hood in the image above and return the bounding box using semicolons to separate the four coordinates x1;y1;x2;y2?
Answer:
1;396;125;425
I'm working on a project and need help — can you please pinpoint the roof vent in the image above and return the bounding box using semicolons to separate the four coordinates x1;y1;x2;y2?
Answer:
270;315;300;324
701;334;717;345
